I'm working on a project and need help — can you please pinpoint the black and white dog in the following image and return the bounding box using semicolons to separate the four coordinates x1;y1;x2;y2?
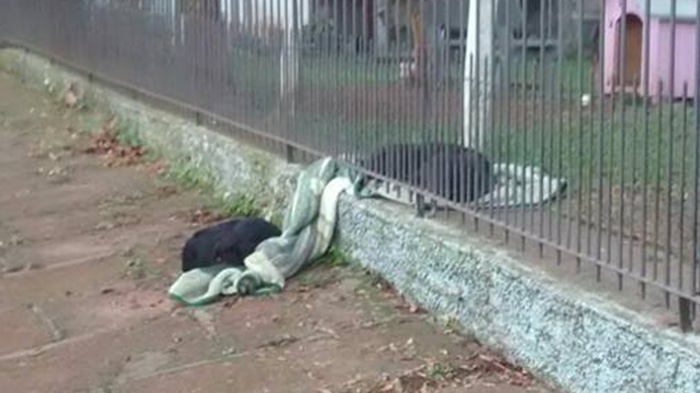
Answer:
182;218;281;272
360;143;494;205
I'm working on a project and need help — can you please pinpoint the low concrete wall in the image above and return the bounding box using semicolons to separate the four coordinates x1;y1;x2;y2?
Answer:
3;47;700;393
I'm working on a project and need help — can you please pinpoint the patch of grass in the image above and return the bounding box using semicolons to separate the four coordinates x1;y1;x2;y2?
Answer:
485;97;697;189
295;267;340;289
123;248;158;280
73;108;109;133
291;53;696;192
425;361;458;381
125;256;148;280
355;266;393;293
435;314;465;336
114;118;146;148
216;193;262;218
301;56;398;90
287;112;431;154
292;247;357;289
314;246;351;268
164;158;216;190
165;159;264;218
267;211;285;228
293;248;351;288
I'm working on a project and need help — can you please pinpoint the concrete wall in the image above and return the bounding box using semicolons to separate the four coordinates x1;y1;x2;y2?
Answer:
3;47;700;393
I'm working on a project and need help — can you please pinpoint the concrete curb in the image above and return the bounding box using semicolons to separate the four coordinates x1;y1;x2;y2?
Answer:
3;47;700;393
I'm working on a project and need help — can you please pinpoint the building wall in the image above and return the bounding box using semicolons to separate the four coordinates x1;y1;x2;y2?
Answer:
650;20;696;98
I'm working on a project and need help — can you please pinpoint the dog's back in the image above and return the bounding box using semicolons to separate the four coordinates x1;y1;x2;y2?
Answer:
420;145;494;203
182;218;281;272
361;143;494;203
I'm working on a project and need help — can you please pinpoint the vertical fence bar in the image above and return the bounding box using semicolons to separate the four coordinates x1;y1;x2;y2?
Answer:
349;0;358;168
606;0;619;270
545;0;554;245
443;0;452;217
629;75;640;276
488;0;497;234
285;0;294;153
572;1;581;267
640;0;652;298
537;0;547;253
693;0;700;305
417;0;426;198
585;2;595;259
665;0;678;306
493;0;504;233
504;0;512;243
654;80;664;295
261;0;270;133
459;0;469;217
416;0;425;205
530;50;538;241
456;0;466;212
680;83;689;295
331;0;341;160
392;0;402;192
520;0;528;249
616;0;628;289
555;0;565;263
473;0;482;231
596;0;606;278
428;0;438;213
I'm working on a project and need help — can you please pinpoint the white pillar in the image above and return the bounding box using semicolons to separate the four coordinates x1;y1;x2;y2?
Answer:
463;0;493;148
280;0;300;113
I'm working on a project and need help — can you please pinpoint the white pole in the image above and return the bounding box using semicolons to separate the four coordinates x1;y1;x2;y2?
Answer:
464;0;493;148
280;0;300;113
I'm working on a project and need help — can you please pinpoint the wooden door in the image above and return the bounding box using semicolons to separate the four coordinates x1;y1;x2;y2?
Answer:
624;15;643;86
616;14;643;87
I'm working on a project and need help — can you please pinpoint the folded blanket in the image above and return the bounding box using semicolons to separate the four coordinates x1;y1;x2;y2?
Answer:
169;158;361;306
476;163;567;208
168;265;244;306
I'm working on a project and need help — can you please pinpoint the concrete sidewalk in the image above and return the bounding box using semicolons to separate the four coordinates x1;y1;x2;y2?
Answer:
0;71;555;393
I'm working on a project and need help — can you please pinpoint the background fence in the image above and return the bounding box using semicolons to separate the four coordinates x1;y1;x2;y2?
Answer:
1;0;699;330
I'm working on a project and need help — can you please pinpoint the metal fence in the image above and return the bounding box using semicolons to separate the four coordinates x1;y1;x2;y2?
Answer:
1;0;699;330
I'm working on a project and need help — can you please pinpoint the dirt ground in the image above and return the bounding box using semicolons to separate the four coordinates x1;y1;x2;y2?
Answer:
0;71;557;393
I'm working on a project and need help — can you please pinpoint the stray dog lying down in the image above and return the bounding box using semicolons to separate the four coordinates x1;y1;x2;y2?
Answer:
182;217;281;272
359;143;495;204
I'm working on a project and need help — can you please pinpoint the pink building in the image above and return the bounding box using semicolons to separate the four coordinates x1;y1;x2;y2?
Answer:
603;0;697;99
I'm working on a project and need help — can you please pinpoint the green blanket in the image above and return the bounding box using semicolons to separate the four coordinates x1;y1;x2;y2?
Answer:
168;158;366;306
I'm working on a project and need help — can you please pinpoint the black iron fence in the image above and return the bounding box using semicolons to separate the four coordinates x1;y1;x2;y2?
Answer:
1;0;700;330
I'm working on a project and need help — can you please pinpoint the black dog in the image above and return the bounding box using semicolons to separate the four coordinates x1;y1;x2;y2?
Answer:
361;143;494;204
182;218;281;272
